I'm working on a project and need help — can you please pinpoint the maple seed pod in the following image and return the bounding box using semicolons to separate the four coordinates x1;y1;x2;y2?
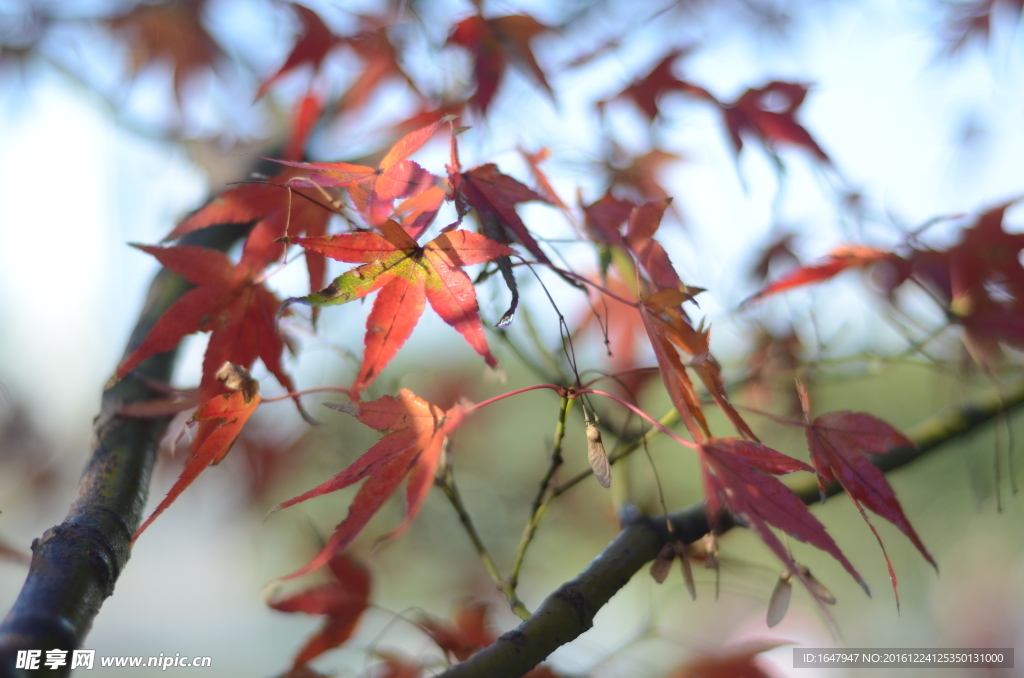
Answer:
766;570;793;627
674;541;697;601
585;422;611;488
650;543;675;584
799;565;836;605
215;361;259;402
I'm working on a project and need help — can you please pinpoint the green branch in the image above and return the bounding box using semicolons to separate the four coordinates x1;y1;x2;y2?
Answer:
436;377;1024;678
0;224;250;678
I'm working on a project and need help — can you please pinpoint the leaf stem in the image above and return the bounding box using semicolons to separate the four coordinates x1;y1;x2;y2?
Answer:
508;396;571;591
437;468;531;620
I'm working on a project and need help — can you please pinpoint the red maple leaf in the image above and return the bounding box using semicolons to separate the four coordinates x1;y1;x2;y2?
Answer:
115;240;295;405
167;167;334;297
256;4;339;99
447;13;554;114
284;221;513;398
132;365;261;541
335;16;420;116
699;437;870;602
723;81;830;163
748;245;895;301
799;384;937;601
273;389;467;579
457;163;554;266
107;0;223;105
269;552;371;668
275;120;444;226
641;288;758;442
611;48;715;121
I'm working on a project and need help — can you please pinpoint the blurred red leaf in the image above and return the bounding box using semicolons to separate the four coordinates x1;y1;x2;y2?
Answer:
274;389;468;580
0;537;29;566
107;0;223;104
448;13;553;113
723;81;830;163
270;552;371;668
257;4;339;99
285;221;512;397
748;245;894;301
668;639;789;678
611;48;715;120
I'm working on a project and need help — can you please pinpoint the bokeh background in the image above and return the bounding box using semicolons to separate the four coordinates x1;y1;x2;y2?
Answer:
1;0;1024;676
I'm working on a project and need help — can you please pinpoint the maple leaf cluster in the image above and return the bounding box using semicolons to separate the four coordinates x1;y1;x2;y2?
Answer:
750;201;1024;369
93;3;974;670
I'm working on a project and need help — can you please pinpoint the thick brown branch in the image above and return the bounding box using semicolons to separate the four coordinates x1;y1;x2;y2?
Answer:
0;224;250;678
438;377;1024;678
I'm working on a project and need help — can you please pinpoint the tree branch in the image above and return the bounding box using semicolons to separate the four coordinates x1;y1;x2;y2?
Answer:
0;224;250;678
438;377;1024;678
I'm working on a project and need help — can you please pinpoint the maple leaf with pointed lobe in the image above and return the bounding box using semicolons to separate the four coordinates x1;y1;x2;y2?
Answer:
723;81;830;163
457;163;553;266
611;48;715;121
447;12;554;114
257;4;339;99
748;245;895;301
699;437;870;603
798;383;937;601
115;238;295;406
269;552;371;668
335;15;419;116
132;364;261;541
273;389;467;580
167;167;333;296
275;120;443;226
285;221;512;398
641;288;758;442
520;147;568;210
107;0;223;105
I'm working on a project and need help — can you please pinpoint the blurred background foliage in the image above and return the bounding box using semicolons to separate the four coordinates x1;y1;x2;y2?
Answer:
1;0;1024;676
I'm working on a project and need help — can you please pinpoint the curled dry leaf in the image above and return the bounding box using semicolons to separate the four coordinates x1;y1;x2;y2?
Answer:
215;361;258;402
132;384;262;542
585;422;611;488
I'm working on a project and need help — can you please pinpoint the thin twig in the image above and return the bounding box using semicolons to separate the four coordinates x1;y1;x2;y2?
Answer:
437;468;531;620
508;396;572;591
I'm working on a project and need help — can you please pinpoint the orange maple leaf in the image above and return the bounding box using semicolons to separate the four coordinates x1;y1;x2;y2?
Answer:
284;221;513;398
274;389;467;580
132;365;261;541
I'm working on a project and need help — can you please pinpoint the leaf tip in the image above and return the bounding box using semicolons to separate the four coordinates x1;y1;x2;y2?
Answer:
324;401;358;417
